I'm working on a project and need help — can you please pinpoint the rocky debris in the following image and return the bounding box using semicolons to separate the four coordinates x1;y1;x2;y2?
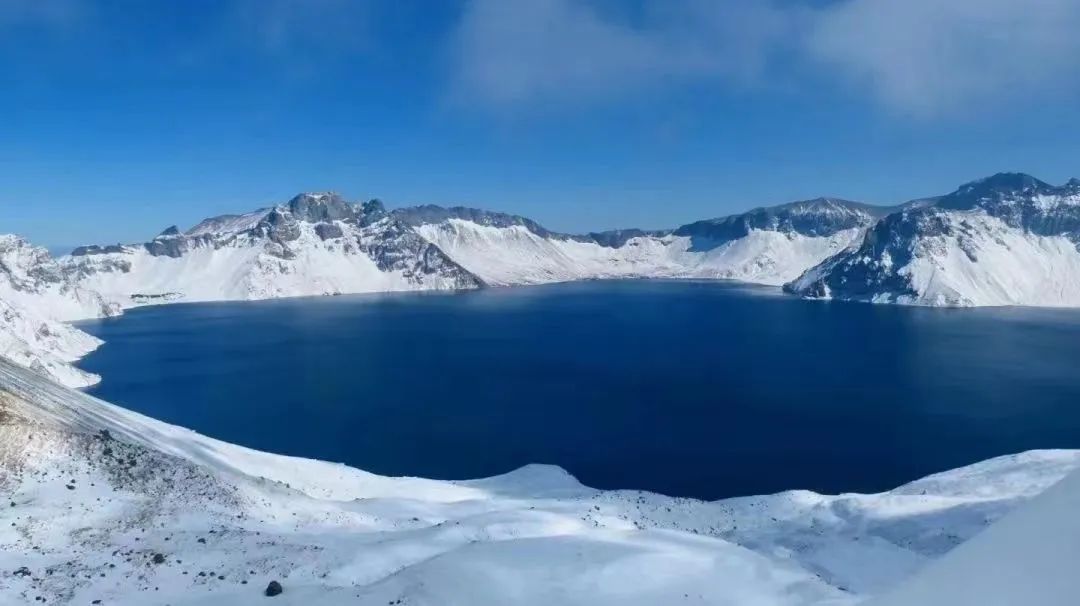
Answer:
265;580;283;597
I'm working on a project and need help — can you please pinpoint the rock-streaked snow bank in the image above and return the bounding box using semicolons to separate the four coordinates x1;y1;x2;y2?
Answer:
0;236;119;388
415;219;864;287
787;173;1080;307
1;357;1076;605
60;193;480;307
0;194;481;387
404;198;881;287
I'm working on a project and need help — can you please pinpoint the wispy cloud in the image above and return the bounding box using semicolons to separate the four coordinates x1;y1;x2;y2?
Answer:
448;0;796;108
448;0;1080;117
809;0;1080;117
227;0;375;57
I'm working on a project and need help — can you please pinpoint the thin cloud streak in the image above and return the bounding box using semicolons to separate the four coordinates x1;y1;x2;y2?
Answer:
449;0;1080;118
448;0;796;108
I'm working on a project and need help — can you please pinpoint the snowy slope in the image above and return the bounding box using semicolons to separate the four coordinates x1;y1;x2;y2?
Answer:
0;235;117;323
0;236;119;388
866;454;1080;606
67;223;467;304
60;194;481;308
2;357;1077;605
407;198;879;287
416;219;864;286
788;174;1080;307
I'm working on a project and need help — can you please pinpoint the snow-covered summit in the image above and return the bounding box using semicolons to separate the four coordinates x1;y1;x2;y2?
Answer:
1;355;1077;605
786;173;1080;307
60;193;481;307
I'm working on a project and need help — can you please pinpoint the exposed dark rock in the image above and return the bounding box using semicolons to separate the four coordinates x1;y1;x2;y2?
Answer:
257;209;301;244
71;244;126;256
314;223;344;241
785;173;1080;303
287;193;356;223
674;198;884;245
143;235;189;258
359;199;388;226
265;580;283;597
576;228;668;248
356;220;482;289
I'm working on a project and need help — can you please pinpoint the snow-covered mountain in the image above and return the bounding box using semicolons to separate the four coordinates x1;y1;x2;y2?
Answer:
786;173;1080;307
0;192;883;387
4;173;1078;387
60;193;481;307
56;193;889;302
0;236;119;388
2;355;1077;605
399;198;882;286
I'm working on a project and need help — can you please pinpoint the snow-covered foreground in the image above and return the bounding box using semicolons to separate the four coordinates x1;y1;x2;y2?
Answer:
2;357;1077;605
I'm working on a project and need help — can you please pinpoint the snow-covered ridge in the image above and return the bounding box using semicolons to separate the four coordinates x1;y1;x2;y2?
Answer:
0;193;487;386
786;173;1080;307
1;356;1077;605
0;236;119;388
0;192;879;384
405;198;881;287
4;172;1077;387
61;193;481;307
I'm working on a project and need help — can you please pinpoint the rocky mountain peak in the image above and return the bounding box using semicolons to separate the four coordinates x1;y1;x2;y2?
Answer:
286;192;355;223
956;172;1049;197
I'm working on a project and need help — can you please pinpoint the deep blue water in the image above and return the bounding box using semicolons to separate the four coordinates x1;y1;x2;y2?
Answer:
77;280;1080;500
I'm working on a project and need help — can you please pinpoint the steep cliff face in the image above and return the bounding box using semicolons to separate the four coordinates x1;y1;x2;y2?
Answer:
60;193;483;306
787;174;1080;307
404;198;881;286
0;235;118;387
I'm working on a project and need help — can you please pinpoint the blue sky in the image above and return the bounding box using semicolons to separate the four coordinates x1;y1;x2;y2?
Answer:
5;0;1080;246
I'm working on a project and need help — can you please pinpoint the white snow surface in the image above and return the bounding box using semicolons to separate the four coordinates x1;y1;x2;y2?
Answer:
416;220;863;287
1;357;1077;605
895;212;1080;307
865;450;1080;606
62;222;464;306
184;209;272;237
0;236;118;388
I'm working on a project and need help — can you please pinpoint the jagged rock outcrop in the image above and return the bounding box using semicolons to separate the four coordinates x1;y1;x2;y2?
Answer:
786;174;1080;307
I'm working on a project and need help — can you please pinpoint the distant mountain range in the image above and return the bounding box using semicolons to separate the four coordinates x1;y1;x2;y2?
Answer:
3;172;1080;386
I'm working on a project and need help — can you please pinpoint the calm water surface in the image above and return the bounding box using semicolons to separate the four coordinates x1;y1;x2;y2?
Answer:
77;280;1080;499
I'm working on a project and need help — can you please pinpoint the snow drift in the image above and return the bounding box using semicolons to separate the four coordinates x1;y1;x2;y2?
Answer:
1;356;1077;605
